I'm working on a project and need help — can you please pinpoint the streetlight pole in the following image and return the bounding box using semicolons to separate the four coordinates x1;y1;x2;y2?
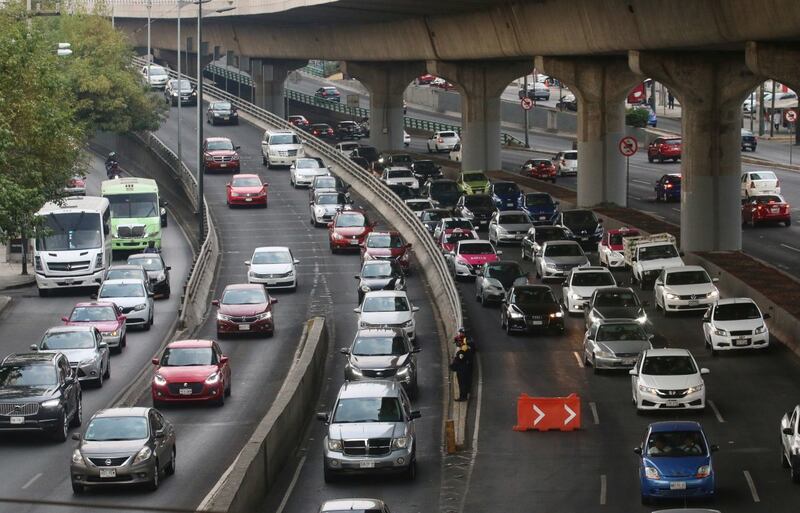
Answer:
177;0;183;189
523;73;530;148
146;0;152;64
196;0;204;243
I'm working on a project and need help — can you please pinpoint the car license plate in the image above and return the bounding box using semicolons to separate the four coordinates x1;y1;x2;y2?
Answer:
539;216;547;220
359;461;375;469
10;416;24;425
506;203;514;207
669;481;686;490
245;198;252;202
531;320;543;326
581;237;589;241
665;399;680;407
179;388;193;395
349;239;360;245
734;339;749;346
99;469;116;479
222;116;229;120
239;324;250;331
771;207;779;213
220;163;227;168
688;300;699;306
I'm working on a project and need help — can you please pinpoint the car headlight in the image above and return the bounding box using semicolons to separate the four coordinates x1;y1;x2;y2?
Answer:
400;319;414;328
755;324;767;335
332;233;344;240
570;293;582;301
707;289;719;299
133;446;152;464
636;313;648;324
392;436;410;449
217;313;232;321
396;365;411;377
665;293;679;300
394;280;405;290
544;261;557;270
103;331;118;337
359;320;369;328
549;312;564;318
315;207;325;215
696;464;712;478
153;374;167;386
638;384;658;395
644;466;660;480
327;439;343;452
40;399;60;408
72;449;84;464
79;358;95;367
255;311;272;321
686;383;704;394
496;225;507;233
713;328;728;337
191;91;197;96
205;372;220;385
360;285;371;292
231;192;241;197
133;303;147;311
508;308;524;319
596;350;615;358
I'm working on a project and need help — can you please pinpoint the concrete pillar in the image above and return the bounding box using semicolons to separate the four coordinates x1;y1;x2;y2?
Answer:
746;42;800;145
535;56;641;207
343;61;425;151
630;51;762;251
249;58;307;118
428;60;532;171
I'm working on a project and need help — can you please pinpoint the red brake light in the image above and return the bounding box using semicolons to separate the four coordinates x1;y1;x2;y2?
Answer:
664;183;672;189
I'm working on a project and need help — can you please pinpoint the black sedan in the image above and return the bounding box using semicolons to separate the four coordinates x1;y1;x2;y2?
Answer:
206;101;238;125
164;79;197;106
354;260;406;304
386;184;415;200
500;285;565;335
127;253;171;299
741;129;757;152
584;287;648;329
336;121;364;140
420;208;452;236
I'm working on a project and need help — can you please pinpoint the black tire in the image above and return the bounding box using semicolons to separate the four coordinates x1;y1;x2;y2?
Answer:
592;356;600;374
120;334;127;348
165;447;176;476
52;410;69;442
792;459;800;483
72;482;84;495
782;447;790;469
215;389;225;407
38;288;49;298
94;368;104;388
406;459;417;481
103;358;110;380
225;379;232;397
648;155;654;163
323;465;337;483
144;315;152;331
786;219;792;227
147;459;160;491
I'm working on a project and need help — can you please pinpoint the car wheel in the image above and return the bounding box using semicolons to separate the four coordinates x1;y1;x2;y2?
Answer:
262;156;268;166
781;447;790;469
103;358;111;380
505;319;514;336
72;482;85;494
120;334;127;348
791;460;800;483
323;465;337;483
406;459;417;481
480;292;487;307
266;329;274;338
215;388;225;407
658;156;664;163
592;355;600;375
70;397;82;428
38;288;49;297
225;379;232;397
147;459;160;491
52;410;68;442
165;447;176;476
95;367;104;388
144;314;153;331
786;219;792;227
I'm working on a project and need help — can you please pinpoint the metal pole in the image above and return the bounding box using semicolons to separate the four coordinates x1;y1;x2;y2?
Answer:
758;83;765;136
523;73;530;148
146;0;152;64
626;156;630;207
177;1;182;184
791;120;795;165
197;0;204;243
770;81;776;137
749;91;754;132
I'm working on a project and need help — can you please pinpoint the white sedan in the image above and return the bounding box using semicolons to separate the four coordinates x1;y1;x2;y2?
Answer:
290;158;331;188
381;167;419;190
245;246;299;291
427;130;460;153
354;290;419;341
630;348;708;413
562;266;616;315
653;266;719;315
702;298;770;354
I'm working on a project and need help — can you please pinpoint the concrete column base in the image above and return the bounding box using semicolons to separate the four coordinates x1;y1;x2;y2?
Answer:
249;58;307;118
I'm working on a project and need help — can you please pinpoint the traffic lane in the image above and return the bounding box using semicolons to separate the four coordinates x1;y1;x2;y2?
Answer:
0;155;192;513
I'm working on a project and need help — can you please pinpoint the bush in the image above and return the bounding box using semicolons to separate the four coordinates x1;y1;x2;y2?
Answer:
625;107;650;128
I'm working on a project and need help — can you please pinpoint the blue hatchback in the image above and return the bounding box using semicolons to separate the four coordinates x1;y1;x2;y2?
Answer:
518;192;559;225
489;181;522;211
655;173;681;202
635;421;717;505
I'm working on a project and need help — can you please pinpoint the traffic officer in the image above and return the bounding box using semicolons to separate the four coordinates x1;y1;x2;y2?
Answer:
450;341;473;402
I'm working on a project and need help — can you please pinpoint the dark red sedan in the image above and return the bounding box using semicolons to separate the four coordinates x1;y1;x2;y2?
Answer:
360;231;412;272
328;209;376;253
226;174;268;208
520;159;557;182
151;339;231;407
310;123;335;140
647;137;682;163
741;194;791;227
288;115;310;130
213;284;277;337
62;302;127;352
203;137;240;173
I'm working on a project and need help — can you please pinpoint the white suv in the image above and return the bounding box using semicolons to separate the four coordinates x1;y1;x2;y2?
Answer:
261;130;304;168
427;131;460;153
702;298;770;354
553;150;578;176
630;348;708;413
653;266;719;315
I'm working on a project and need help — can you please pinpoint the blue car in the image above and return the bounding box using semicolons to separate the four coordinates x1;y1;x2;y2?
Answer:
518;192;559;225
635;421;717;505
488;181;522;211
655;173;681;202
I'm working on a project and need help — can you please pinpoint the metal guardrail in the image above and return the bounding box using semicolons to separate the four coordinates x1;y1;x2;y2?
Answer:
205;64;253;87
404;117;461;134
286;88;370;118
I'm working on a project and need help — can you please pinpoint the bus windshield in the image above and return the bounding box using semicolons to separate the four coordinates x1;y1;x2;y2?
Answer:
36;212;102;251
107;193;158;219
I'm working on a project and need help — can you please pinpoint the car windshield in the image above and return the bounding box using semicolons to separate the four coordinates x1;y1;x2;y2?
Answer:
362;296;410;312
70;306;116;322
525;194;553;206
84;416;149;441
388;170;413;179
563;211;597;226
445;231;476;244
714;302;761;320
646;431;707;457
0;364;57;386
406;201;432;211
459;243;494;255
609;232;639;245
493;183;519;195
206;140;234;151
595;291;639;307
173;80;192;91
108;193;159;218
666;270;710;285
36;211;102;251
535;228;570;243
464;196;493;208
596;323;647;341
148;66;166;76
315;177;337;188
335;213;366;227
352;336;407;356
128;256;164;271
572;272;615;287
107;268;144;281
446;220;474;231
297;159;323;169
212;102;231;110
332;397;403;423
463;173;487;182
513;288;556;305
430;182;460;196
639;244;678;260
317;194;345;205
750;171;777;181
362;262;394;278
232;177;262;187
642;355;697;375
160;347;216;366
393;155;412;164
41;331;95;350
423;210;447;222
99;283;144;298
413;161;436;172
485;263;523;288
222;288;266;305
500;214;530;224
368;235;404;248
544;244;583;257
752;195;783;204
269;134;299;145
252;250;291;265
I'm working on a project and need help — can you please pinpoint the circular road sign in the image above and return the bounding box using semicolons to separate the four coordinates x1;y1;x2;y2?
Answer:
618;136;638;157
521;97;534;110
785;109;797;123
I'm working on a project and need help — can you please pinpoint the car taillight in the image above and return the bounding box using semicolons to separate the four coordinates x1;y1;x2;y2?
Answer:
322;91;328;96
664;183;672;189
437;138;443;143
328;129;334;134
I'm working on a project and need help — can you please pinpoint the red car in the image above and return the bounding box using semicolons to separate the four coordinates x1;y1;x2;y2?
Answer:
438;228;476;254
741;194;791;227
213;284;278;337
360;231;412;272
647;137;682;163
520;159;557;182
203;137;240;173
328;209;376;253
62;302;127;352
416;74;435;85
151;339;231;407
288;115;310;130
226;174;268;208
310;123;335;140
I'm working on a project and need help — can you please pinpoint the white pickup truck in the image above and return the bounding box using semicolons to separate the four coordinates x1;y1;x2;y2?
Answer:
622;233;684;289
781;406;800;482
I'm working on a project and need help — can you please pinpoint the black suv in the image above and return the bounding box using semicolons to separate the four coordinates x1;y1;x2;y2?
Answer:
410;159;443;186
0;352;82;441
375;153;413;173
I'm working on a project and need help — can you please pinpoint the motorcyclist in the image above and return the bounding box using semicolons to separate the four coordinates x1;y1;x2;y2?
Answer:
105;152;121;179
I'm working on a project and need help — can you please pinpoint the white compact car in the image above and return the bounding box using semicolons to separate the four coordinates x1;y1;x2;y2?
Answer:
653;266;719;315
141;64;169;89
290;158;331;188
427;131;460;153
487;210;533;245
741;170;780;198
96;279;154;330
630;348;709;413
702;297;770;354
382;167;419;190
355;290;419;341
562;266;616;314
553;150;578;176
261;130;304;168
245;246;299;290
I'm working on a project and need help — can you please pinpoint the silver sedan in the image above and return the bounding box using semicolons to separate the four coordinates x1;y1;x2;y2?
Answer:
32;326;110;387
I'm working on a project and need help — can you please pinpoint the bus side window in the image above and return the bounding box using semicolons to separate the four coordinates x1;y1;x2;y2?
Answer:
103;209;111;235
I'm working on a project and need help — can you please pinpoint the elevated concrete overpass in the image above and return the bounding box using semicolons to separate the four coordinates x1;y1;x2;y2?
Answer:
108;0;800;251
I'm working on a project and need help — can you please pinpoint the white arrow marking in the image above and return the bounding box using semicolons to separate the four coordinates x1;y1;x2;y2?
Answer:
533;404;545;426
564;404;576;425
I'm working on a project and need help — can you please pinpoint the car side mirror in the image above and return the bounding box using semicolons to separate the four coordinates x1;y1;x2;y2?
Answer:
353;307;361;313
700;368;710;375
244;260;251;266
61;316;69;322
152;358;159;365
629;369;638;376
90;293;98;300
496;250;503;256
99;342;108;349
654;279;662;285
763;313;771;320
148;292;154;298
339;348;350;355
327;223;334;229
406;243;412;248
353;275;360;280
316;412;329;423
633;447;642;455
293;259;300;264
72;433;81;441
64;376;75;386
219;356;229;365
410;410;422;419
710;444;719;452
712;277;719;283
270;298;278;305
412;306;420;312
212;299;220;307
784;427;793;435
234;145;241;150
29;344;38;351
120;315;126;322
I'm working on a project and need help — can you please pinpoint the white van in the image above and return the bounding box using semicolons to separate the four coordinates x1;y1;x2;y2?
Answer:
261;130;304;168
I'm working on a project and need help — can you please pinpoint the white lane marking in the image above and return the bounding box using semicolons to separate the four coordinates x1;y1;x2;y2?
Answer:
275;454;307;513
743;470;761;503
781;243;800;253
599;474;607;505
632;196;643;201
573;351;585;368
632;179;651;185
708;400;725;423
458;354;484;513
21;473;42;490
589;401;600;425
671;208;681;213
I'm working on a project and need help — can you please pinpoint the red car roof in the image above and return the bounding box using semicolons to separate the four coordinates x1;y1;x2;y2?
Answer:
167;339;214;348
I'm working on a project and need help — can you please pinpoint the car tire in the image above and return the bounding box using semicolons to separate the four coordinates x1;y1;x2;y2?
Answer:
120;334;127;348
406;459;417;481
95;368;104;388
266;329;274;338
792;461;800;483
144;314;152;331
786;219;792;227
225;380;231;397
72;482;84;495
592;356;600;375
70;398;82;428
52;410;69;442
147;460;160;491
262;156;268;166
165;447;176;476
215;390;225;407
38;288;49;297
323;465;337;484
505;320;514;336
103;358;111;380
781;447;790;469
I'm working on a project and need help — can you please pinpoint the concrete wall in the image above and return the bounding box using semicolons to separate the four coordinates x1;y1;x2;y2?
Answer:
201;317;329;513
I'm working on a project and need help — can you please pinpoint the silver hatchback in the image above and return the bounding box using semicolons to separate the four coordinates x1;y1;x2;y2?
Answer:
341;329;420;397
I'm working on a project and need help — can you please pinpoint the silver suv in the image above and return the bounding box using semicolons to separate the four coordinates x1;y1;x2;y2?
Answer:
341;329;420;397
318;380;420;482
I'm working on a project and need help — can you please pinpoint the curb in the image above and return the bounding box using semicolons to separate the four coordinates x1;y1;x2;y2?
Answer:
0;275;35;291
0;296;11;317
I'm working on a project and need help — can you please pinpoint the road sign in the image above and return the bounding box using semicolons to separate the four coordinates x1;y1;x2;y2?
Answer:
618;136;638;157
513;393;581;432
785;109;797;123
520;97;534;111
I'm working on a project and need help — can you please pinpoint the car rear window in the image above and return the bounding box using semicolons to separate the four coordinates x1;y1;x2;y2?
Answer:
750;171;777;181
664;139;681;145
564;151;577;160
439;132;457;138
752;195;783;204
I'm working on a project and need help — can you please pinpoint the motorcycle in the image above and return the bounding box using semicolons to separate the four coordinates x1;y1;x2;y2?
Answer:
105;160;121;179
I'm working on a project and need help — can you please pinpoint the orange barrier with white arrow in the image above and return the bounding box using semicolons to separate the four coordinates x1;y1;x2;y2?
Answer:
512;393;581;432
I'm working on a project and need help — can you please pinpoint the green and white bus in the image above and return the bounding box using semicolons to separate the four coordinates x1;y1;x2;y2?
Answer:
101;177;162;251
